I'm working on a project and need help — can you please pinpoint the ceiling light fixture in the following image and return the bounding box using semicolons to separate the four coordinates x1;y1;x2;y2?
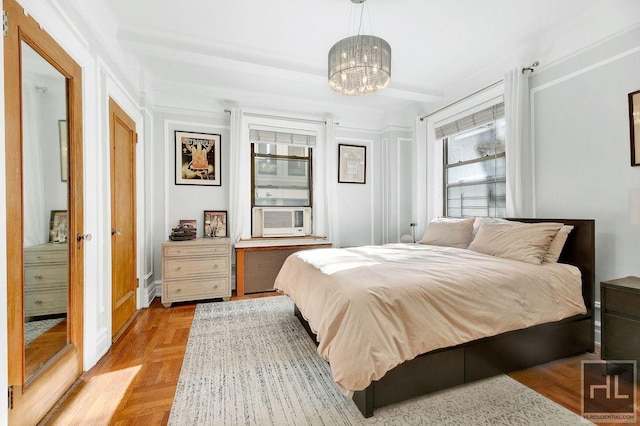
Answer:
328;0;391;96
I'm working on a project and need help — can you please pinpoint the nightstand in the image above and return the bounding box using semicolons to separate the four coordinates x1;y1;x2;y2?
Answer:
600;276;640;366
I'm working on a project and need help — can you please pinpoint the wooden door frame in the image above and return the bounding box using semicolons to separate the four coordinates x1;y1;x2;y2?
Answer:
4;0;84;422
109;97;138;341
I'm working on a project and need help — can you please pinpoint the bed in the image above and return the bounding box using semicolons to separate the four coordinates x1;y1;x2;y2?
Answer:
274;218;595;417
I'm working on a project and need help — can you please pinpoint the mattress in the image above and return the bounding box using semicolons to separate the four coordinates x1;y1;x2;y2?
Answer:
274;243;587;394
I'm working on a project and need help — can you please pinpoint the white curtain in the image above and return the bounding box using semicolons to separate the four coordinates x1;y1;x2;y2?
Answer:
413;117;428;239
22;84;47;247
322;120;340;246
228;108;250;243
504;67;534;217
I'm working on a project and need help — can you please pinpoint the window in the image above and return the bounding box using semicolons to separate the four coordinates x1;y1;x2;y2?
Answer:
250;129;313;207
439;104;505;218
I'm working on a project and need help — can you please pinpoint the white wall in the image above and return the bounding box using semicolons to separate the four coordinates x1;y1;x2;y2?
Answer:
530;25;640;298
151;110;230;287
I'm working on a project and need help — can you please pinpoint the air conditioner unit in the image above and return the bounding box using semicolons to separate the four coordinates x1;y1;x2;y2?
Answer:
252;207;311;237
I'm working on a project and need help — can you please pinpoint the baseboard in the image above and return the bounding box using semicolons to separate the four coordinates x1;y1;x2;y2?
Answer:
154;280;162;300
594;320;601;348
143;280;157;306
94;326;110;362
594;301;601;348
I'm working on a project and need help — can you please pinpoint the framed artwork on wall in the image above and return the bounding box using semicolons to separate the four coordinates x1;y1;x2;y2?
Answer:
204;210;228;238
338;144;366;184
49;210;68;243
175;131;222;185
629;90;640;167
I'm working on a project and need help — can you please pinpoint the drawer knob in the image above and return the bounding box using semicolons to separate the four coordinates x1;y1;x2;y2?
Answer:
35;300;43;304
176;288;181;292
34;275;42;279
213;264;218;269
213;285;218;289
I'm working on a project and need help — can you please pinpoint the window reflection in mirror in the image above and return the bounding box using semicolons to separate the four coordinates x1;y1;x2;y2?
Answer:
21;41;69;380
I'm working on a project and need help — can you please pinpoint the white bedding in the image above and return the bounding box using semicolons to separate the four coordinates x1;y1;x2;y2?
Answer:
273;243;587;394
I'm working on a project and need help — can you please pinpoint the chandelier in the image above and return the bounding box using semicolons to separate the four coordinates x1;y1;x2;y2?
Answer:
328;0;391;96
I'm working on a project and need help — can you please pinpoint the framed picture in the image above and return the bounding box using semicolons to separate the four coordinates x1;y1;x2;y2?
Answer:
179;219;196;230
629;90;640;166
203;210;228;238
59;120;68;182
175;131;221;185
49;210;68;243
338;144;366;184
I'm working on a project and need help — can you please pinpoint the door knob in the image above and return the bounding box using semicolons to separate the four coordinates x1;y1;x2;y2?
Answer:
77;233;92;248
111;229;122;236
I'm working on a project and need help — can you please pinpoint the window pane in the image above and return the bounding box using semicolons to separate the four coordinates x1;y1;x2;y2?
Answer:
252;142;311;207
446;156;505;185
446;182;506;218
446;120;505;164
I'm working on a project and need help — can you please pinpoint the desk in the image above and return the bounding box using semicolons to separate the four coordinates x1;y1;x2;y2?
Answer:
235;238;332;296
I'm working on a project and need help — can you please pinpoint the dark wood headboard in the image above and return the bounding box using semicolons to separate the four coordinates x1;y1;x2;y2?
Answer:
507;218;595;312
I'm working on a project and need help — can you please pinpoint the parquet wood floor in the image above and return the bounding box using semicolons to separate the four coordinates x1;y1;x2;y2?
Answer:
42;293;639;425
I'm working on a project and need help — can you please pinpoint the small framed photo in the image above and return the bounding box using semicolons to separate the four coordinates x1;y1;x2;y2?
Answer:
49;210;68;243
629;90;640;166
338;144;366;184
175;131;222;185
179;219;197;230
203;210;228;238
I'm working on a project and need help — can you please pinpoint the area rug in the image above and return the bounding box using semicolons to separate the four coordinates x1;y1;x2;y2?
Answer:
25;317;64;345
169;296;592;425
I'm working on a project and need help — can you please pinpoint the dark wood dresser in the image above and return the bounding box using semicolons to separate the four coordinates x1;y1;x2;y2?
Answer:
600;276;640;366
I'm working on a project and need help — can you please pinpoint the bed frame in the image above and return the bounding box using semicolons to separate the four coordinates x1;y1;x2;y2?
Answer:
293;218;595;417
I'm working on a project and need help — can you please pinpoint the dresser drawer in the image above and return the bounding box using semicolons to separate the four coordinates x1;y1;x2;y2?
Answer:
163;243;229;257
24;265;67;289
604;286;640;317
602;313;640;362
24;244;67;265
164;278;229;301
164;257;229;279
25;288;67;316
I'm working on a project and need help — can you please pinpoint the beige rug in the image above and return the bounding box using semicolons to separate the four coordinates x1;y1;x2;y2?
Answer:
169;296;593;425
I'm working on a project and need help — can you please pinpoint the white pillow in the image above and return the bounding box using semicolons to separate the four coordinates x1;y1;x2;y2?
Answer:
419;217;475;249
468;221;564;264
472;217;510;236
544;225;574;263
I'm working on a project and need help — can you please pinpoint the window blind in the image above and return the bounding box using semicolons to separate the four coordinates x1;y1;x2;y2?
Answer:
249;128;316;146
435;103;505;139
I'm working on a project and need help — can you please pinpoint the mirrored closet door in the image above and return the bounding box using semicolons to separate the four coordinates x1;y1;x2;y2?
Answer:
4;0;85;424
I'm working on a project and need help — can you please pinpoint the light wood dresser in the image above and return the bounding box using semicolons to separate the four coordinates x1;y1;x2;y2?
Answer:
161;238;231;307
24;243;68;317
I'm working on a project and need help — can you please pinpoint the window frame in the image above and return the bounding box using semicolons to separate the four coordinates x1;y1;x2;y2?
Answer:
250;142;313;208
442;118;506;218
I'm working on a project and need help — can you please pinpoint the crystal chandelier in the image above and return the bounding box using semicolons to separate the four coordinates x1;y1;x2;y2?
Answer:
328;0;391;96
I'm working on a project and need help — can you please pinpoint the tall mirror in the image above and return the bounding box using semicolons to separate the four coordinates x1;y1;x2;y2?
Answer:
21;41;69;380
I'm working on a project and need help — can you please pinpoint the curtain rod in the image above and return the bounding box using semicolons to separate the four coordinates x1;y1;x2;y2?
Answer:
419;79;503;121
224;109;326;125
419;61;538;122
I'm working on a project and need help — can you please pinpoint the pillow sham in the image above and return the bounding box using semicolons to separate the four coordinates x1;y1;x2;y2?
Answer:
468;221;564;265
418;217;475;249
543;225;574;263
472;217;509;236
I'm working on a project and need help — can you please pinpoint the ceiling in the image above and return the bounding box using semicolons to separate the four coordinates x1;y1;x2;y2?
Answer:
98;0;640;127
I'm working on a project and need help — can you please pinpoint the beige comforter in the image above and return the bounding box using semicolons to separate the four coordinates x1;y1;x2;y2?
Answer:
274;243;587;394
